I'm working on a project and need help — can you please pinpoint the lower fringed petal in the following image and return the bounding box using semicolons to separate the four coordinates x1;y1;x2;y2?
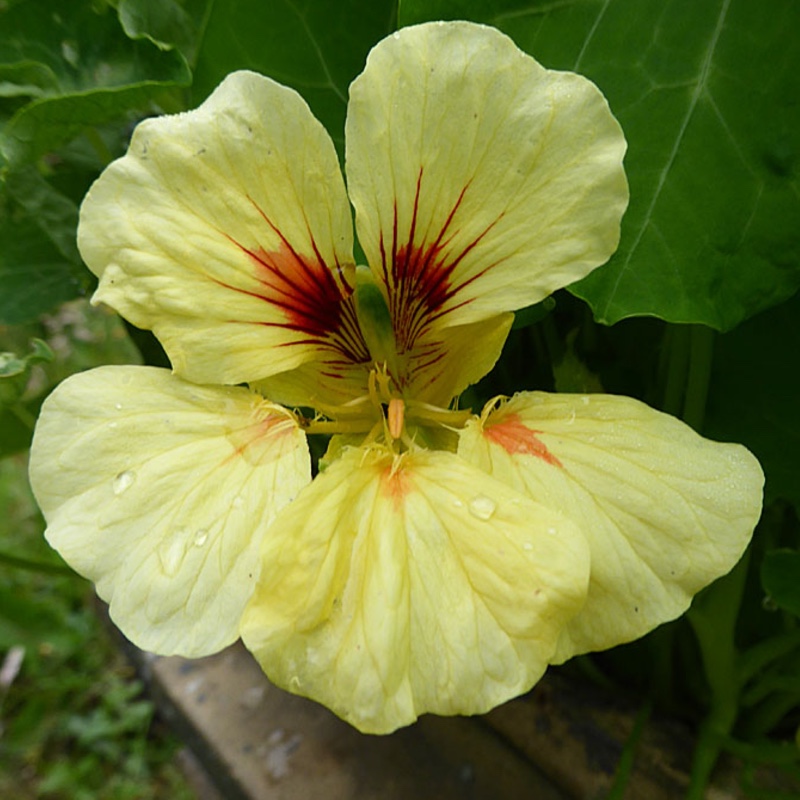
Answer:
240;445;589;734
457;392;764;662
28;366;311;657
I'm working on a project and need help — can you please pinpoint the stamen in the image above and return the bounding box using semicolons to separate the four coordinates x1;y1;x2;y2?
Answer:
388;398;405;439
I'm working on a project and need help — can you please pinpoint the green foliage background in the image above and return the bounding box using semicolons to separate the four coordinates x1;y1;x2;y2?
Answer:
1;1;798;797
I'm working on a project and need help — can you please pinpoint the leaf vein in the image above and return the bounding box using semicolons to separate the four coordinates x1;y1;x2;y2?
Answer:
606;0;732;315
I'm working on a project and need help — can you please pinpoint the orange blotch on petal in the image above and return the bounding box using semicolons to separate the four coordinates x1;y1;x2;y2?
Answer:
485;414;562;467
380;458;412;508
227;412;300;466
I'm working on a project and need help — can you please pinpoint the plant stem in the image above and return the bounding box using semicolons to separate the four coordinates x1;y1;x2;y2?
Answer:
686;553;750;798
682;325;715;432
606;699;653;800
661;324;691;416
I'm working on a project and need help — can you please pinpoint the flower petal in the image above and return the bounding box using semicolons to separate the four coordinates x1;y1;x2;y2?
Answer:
79;71;368;387
240;445;589;734
28;366;310;656
346;21;627;355
458;392;764;661
405;313;514;405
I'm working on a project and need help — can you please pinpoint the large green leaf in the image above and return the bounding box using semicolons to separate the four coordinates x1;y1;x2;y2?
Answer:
0;0;191;168
705;292;800;511
192;0;397;154
399;0;800;331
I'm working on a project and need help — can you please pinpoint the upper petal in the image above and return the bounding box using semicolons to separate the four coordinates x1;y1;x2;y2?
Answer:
458;392;764;662
28;366;311;656
240;445;589;733
79;71;368;387
346;21;627;355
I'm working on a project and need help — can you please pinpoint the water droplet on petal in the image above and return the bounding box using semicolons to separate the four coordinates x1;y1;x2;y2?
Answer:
547;526;558;536
581;396;590;405
566;410;576;424
114;402;123;411
469;495;496;521
452;499;464;508
193;529;208;547
112;470;135;495
523;542;533;551
232;496;244;510
158;530;187;576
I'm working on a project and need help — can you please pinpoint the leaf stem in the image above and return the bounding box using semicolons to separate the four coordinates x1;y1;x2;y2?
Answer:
682;324;715;432
686;553;750;798
606;699;653;800
661;324;690;416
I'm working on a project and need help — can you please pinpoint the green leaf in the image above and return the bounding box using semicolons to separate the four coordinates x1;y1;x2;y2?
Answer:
0;0;191;168
117;0;211;64
704;292;800;511
0;210;87;324
192;0;397;155
761;550;800;618
0;338;53;378
399;0;800;330
5;166;81;262
0;61;59;99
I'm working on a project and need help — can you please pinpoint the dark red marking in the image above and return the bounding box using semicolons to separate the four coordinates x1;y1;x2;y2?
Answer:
484;414;562;468
223;199;369;365
382;168;505;361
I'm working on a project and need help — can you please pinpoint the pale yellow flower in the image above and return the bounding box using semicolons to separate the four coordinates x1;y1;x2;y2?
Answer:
29;22;763;734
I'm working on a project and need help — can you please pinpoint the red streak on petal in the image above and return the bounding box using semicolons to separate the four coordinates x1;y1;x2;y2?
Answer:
246;241;344;337
222;237;368;364
485;414;562;468
386;168;504;356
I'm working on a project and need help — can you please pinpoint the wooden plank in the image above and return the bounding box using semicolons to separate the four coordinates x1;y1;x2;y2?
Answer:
133;642;567;800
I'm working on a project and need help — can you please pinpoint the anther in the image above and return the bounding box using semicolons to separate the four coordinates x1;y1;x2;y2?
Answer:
388;398;405;440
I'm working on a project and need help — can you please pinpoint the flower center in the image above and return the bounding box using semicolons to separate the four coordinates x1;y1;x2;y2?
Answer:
300;361;471;453
295;266;472;451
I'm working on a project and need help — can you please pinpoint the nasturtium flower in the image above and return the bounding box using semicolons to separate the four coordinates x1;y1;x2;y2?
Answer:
29;22;763;734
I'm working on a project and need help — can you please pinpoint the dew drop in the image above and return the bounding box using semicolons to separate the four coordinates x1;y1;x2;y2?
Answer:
452;499;464;509
566;410;576;424
581;396;590;405
232;496;244;510
547;526;558;536
289;676;301;691
158;530;187;576
114;402;123;411
112;470;135;495
469;495;496;521
523;542;533;551
193;529;209;547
